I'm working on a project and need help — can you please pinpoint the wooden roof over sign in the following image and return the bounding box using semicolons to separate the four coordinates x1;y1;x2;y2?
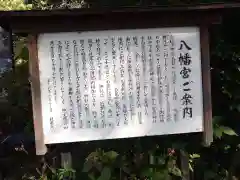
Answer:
0;2;240;33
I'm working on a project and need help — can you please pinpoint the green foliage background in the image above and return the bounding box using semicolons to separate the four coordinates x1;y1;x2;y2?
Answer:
0;0;32;10
0;0;240;180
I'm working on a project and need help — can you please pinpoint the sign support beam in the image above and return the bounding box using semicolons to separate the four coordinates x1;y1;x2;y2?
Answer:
28;35;47;155
200;25;213;146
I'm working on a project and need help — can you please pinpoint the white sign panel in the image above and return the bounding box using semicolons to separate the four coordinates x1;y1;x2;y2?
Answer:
37;27;203;144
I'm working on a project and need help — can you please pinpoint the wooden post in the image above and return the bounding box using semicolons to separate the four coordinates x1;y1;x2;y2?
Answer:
200;26;213;147
28;35;47;155
178;25;213;180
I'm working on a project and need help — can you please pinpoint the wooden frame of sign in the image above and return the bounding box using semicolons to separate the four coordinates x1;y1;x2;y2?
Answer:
27;5;216;155
1;3;232;155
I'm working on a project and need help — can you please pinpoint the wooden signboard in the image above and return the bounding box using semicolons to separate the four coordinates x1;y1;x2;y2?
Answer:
0;3;223;155
29;27;212;155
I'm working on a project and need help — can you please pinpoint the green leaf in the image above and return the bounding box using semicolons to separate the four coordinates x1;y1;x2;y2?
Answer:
224;145;231;150
221;126;238;136
97;166;111;180
190;153;200;159
104;151;119;160
59;174;63;180
169;166;182;177
214;126;223;139
86;151;100;160
82;160;93;172
189;163;193;172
